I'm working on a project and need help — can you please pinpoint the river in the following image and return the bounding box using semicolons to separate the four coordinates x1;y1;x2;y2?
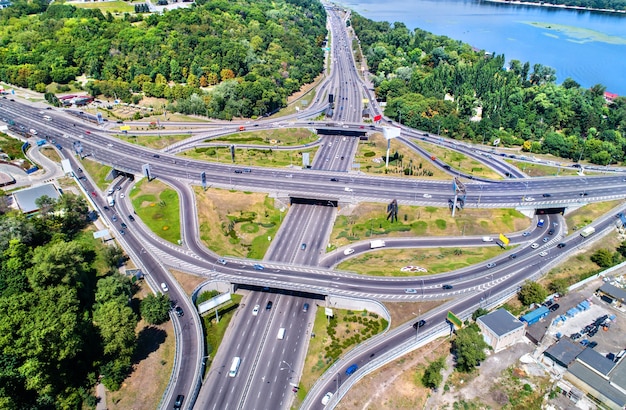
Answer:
340;0;626;95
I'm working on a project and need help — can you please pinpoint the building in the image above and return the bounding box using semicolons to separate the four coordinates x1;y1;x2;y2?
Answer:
565;348;626;410
597;283;626;307
520;305;550;325
476;308;526;352
12;183;61;214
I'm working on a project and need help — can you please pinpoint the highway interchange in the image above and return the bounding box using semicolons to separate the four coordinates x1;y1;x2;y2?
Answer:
2;4;626;410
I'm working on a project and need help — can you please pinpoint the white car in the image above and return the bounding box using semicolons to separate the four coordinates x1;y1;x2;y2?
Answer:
539;251;548;257
343;248;355;255
321;392;333;406
120;193;125;198
531;243;539;249
252;304;260;316
344;187;352;192
160;282;169;292
423;193;432;198
524;197;535;202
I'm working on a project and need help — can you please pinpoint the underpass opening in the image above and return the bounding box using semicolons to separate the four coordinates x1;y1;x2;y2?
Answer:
316;128;368;139
289;196;338;207
536;207;566;215
233;284;326;301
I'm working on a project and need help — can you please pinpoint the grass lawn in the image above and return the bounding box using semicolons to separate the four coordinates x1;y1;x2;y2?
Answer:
195;187;285;259
412;139;503;180
182;144;319;168
355;134;447;179
565;199;623;231
505;159;581;177
116;133;193;150
338;246;507;276
73;0;135;13
130;178;181;244
295;307;388;406
209;128;318;147
80;157;113;191
330;203;528;249
202;294;243;375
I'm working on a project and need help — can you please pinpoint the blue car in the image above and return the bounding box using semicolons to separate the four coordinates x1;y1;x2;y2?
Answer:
345;364;358;376
253;264;264;271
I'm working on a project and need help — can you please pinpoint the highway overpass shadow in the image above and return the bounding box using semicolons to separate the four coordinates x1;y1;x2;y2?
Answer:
235;284;326;301
289;197;338;207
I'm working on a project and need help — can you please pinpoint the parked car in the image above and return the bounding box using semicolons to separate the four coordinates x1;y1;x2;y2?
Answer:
549;304;560;312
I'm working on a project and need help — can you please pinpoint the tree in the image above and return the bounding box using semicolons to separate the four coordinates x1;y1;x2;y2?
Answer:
590;248;619;268
452;325;488;373
517;281;547;306
422;357;445;389
548;278;569;296
472;307;489;321
140;293;171;325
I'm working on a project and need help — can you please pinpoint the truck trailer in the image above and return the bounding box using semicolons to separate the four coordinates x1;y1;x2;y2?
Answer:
370;240;386;249
580;226;596;238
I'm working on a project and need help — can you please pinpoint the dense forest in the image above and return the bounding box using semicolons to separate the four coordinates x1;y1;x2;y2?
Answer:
0;193;139;409
351;14;626;165
499;0;626;11
0;0;327;119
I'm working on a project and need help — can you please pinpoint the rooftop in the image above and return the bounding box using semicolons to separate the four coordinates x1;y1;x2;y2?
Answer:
544;337;585;368
577;348;616;377
477;308;525;337
13;183;60;214
598;283;626;303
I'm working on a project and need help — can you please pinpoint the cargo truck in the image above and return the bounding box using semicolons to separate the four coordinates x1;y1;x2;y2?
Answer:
580;226;595;238
370;240;386;249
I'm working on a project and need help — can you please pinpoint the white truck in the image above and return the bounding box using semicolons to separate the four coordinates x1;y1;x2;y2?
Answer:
370;240;386;249
580;226;595;238
107;195;115;207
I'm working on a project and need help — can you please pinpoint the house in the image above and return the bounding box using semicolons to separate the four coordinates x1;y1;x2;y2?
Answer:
604;91;619;103
520;305;550;325
476;308;526;352
543;337;585;368
596;283;626;307
12;183;61;214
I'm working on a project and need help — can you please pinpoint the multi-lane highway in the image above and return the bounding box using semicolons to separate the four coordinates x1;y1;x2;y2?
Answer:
2;4;626;410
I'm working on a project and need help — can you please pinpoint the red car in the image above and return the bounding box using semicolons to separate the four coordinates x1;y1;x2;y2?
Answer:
91;191;97;197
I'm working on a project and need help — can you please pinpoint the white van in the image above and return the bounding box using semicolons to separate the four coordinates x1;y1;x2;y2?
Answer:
277;328;285;340
229;357;241;377
482;237;493;242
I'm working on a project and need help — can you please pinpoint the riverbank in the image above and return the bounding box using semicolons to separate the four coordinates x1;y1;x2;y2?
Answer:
483;0;626;14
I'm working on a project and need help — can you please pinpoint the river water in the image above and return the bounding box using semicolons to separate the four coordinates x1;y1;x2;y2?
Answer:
340;0;626;95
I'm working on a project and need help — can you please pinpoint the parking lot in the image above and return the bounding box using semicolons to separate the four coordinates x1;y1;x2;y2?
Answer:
528;278;626;360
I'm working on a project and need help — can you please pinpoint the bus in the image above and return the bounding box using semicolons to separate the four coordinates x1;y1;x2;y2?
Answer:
229;357;241;377
580;226;596;238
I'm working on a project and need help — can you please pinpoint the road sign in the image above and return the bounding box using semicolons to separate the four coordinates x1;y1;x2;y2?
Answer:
499;233;510;245
447;311;463;329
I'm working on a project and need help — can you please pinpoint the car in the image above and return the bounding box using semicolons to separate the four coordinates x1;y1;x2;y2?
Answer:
549;303;560;312
160;282;169;292
548;229;554;235
340;156;344;160
121;222;127;229
128;214;135;221
580;192;588;197
303;303;309;312
252;304;260;316
77;168;83;173
423;193;432;198
91;191;97;197
522;232;531;237
345;364;358;375
344;187;352;192
542;237;549;243
243;168;252;173
266;301;273;310
217;258;227;265
153;154;160;158
531;243;539;249
321;392;333;405
413;320;426;329
442;284;453;290
555;242;566;249
175;306;184;317
173;394;184;409
103;206;110;211
119;229;125;235
234;169;243;174
330;178;339;182
524;197;535;202
486;262;496;268
253;264;264;271
120;193;125;199
482;236;493;242
301;243;307;250
542;193;552;197
539;251;548;257
344;248;354;255
588;341;598;349
112;215;118;222
509;254;517;259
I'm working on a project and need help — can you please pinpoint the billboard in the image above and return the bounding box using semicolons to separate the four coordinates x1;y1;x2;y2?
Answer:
499;233;510;245
373;114;382;122
447;311;463;329
382;126;400;140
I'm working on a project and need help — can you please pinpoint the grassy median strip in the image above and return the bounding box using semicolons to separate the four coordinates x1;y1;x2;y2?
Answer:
209;128;318;146
201;294;243;375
